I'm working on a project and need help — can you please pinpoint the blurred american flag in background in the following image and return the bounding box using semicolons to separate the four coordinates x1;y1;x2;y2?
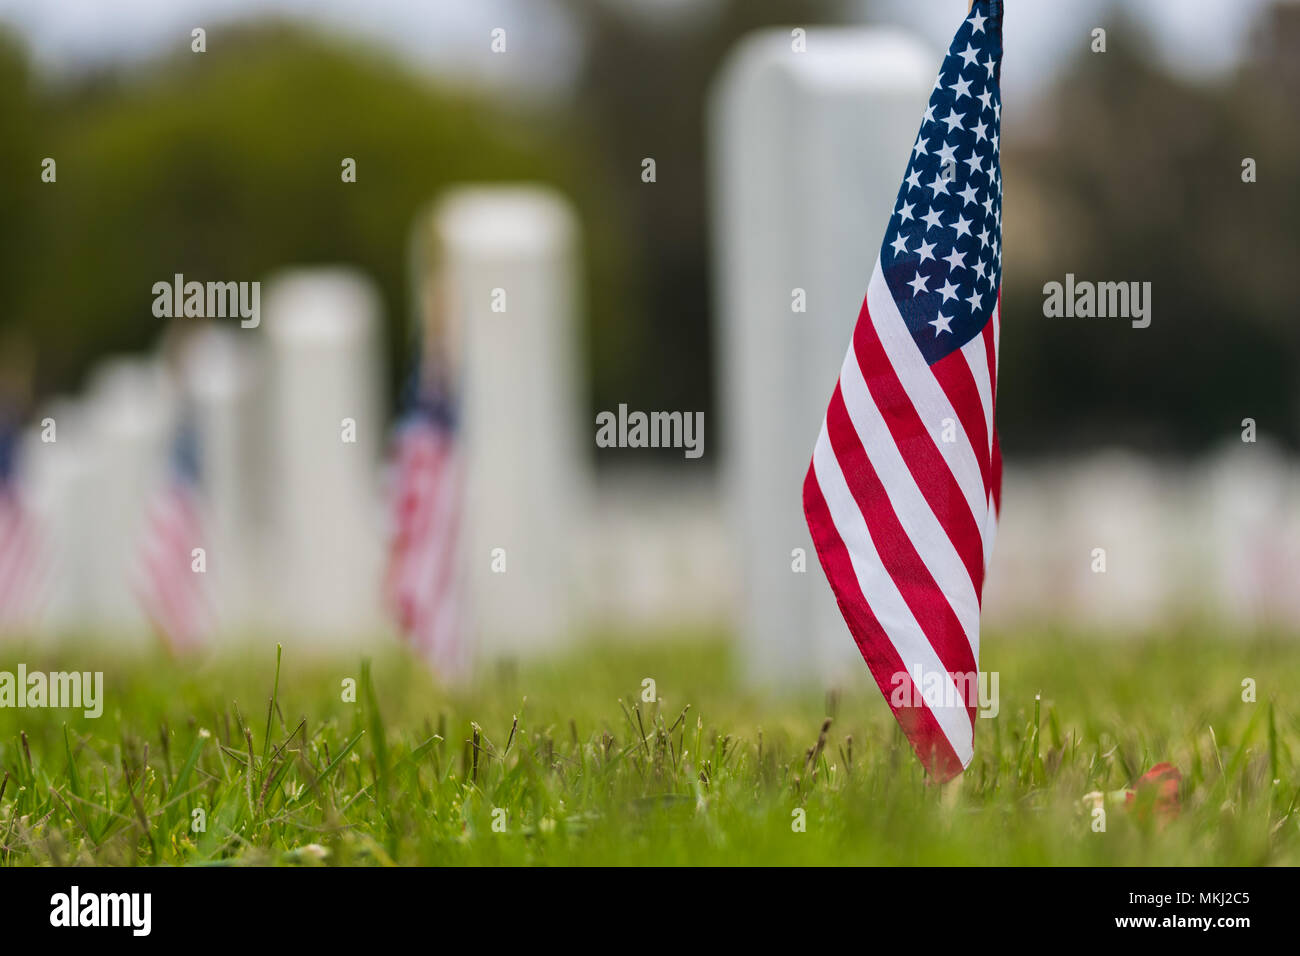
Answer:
385;364;466;678
134;420;212;652
0;421;43;633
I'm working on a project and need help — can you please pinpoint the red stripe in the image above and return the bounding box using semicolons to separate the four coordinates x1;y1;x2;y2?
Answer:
824;385;978;719
852;300;985;595
931;349;991;500
987;295;1003;517
803;466;965;781
991;429;1003;516
387;423;462;673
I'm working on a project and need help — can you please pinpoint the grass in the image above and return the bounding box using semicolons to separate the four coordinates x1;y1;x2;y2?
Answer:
0;628;1298;865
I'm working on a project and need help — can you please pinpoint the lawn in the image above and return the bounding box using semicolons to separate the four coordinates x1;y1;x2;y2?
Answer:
1;629;1297;865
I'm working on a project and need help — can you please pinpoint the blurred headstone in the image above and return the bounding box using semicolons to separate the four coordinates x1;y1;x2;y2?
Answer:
433;187;587;659
981;465;1059;628
19;399;91;635
83;358;178;642
262;268;386;648
1055;452;1173;631
710;28;937;685
1201;441;1299;629
179;326;261;634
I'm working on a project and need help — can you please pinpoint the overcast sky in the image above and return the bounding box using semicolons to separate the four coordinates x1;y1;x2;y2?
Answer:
0;0;1283;105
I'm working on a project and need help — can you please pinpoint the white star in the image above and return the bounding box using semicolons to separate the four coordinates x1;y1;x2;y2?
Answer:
922;104;936;125
889;233;910;257
941;109;965;133
994;101;1002;122
983;56;996;79
937;279;960;303
969;11;987;34
943;248;966;272
930;312;954;336
907;271;931;297
958;44;979;69
958;183;980;207
927;173;951;197
963;152;985;178
916;238;937;263
906;168;923;191
978;89;993;112
914;133;930;157
974;259;988;283
965;289;983;312
952;214;973;239
992;132;1000;153
936;140;959;166
977;226;990;248
982;194;995;217
898;199;916;222
972;119;989;143
952;75;973;101
921;207;944;232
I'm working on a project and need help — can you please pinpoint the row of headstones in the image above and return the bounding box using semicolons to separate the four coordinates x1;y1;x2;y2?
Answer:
9;187;586;661
5;27;1294;679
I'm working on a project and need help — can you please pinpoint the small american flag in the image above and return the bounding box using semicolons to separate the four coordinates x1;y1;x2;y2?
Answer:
385;364;466;678
135;421;212;652
803;0;1004;780
0;422;42;633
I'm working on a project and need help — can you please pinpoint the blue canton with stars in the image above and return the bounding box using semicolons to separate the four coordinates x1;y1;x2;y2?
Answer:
880;0;1003;366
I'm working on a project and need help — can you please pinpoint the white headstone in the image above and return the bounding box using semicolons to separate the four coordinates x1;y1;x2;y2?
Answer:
1201;441;1296;628
18;398;94;636
179;326;261;634
433;187;587;659
83;357;178;642
262;268;386;648
710;28;937;685
1060;452;1185;632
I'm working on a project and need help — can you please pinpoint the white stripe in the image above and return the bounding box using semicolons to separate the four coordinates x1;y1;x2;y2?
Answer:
837;344;981;659
961;330;994;460
812;426;974;765
866;259;986;530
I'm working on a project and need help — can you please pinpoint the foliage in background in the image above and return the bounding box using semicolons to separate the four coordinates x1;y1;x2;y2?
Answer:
0;23;627;428
998;6;1300;453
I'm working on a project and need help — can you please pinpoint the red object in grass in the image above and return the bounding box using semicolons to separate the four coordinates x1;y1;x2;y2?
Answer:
1125;763;1182;822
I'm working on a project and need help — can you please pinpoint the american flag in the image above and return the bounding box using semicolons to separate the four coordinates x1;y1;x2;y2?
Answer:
135;421;212;652
803;0;1004;780
385;365;466;678
0;422;41;633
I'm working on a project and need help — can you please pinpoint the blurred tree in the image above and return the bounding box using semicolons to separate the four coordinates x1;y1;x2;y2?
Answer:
5;1;1295;458
6;23;627;424
998;3;1300;454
